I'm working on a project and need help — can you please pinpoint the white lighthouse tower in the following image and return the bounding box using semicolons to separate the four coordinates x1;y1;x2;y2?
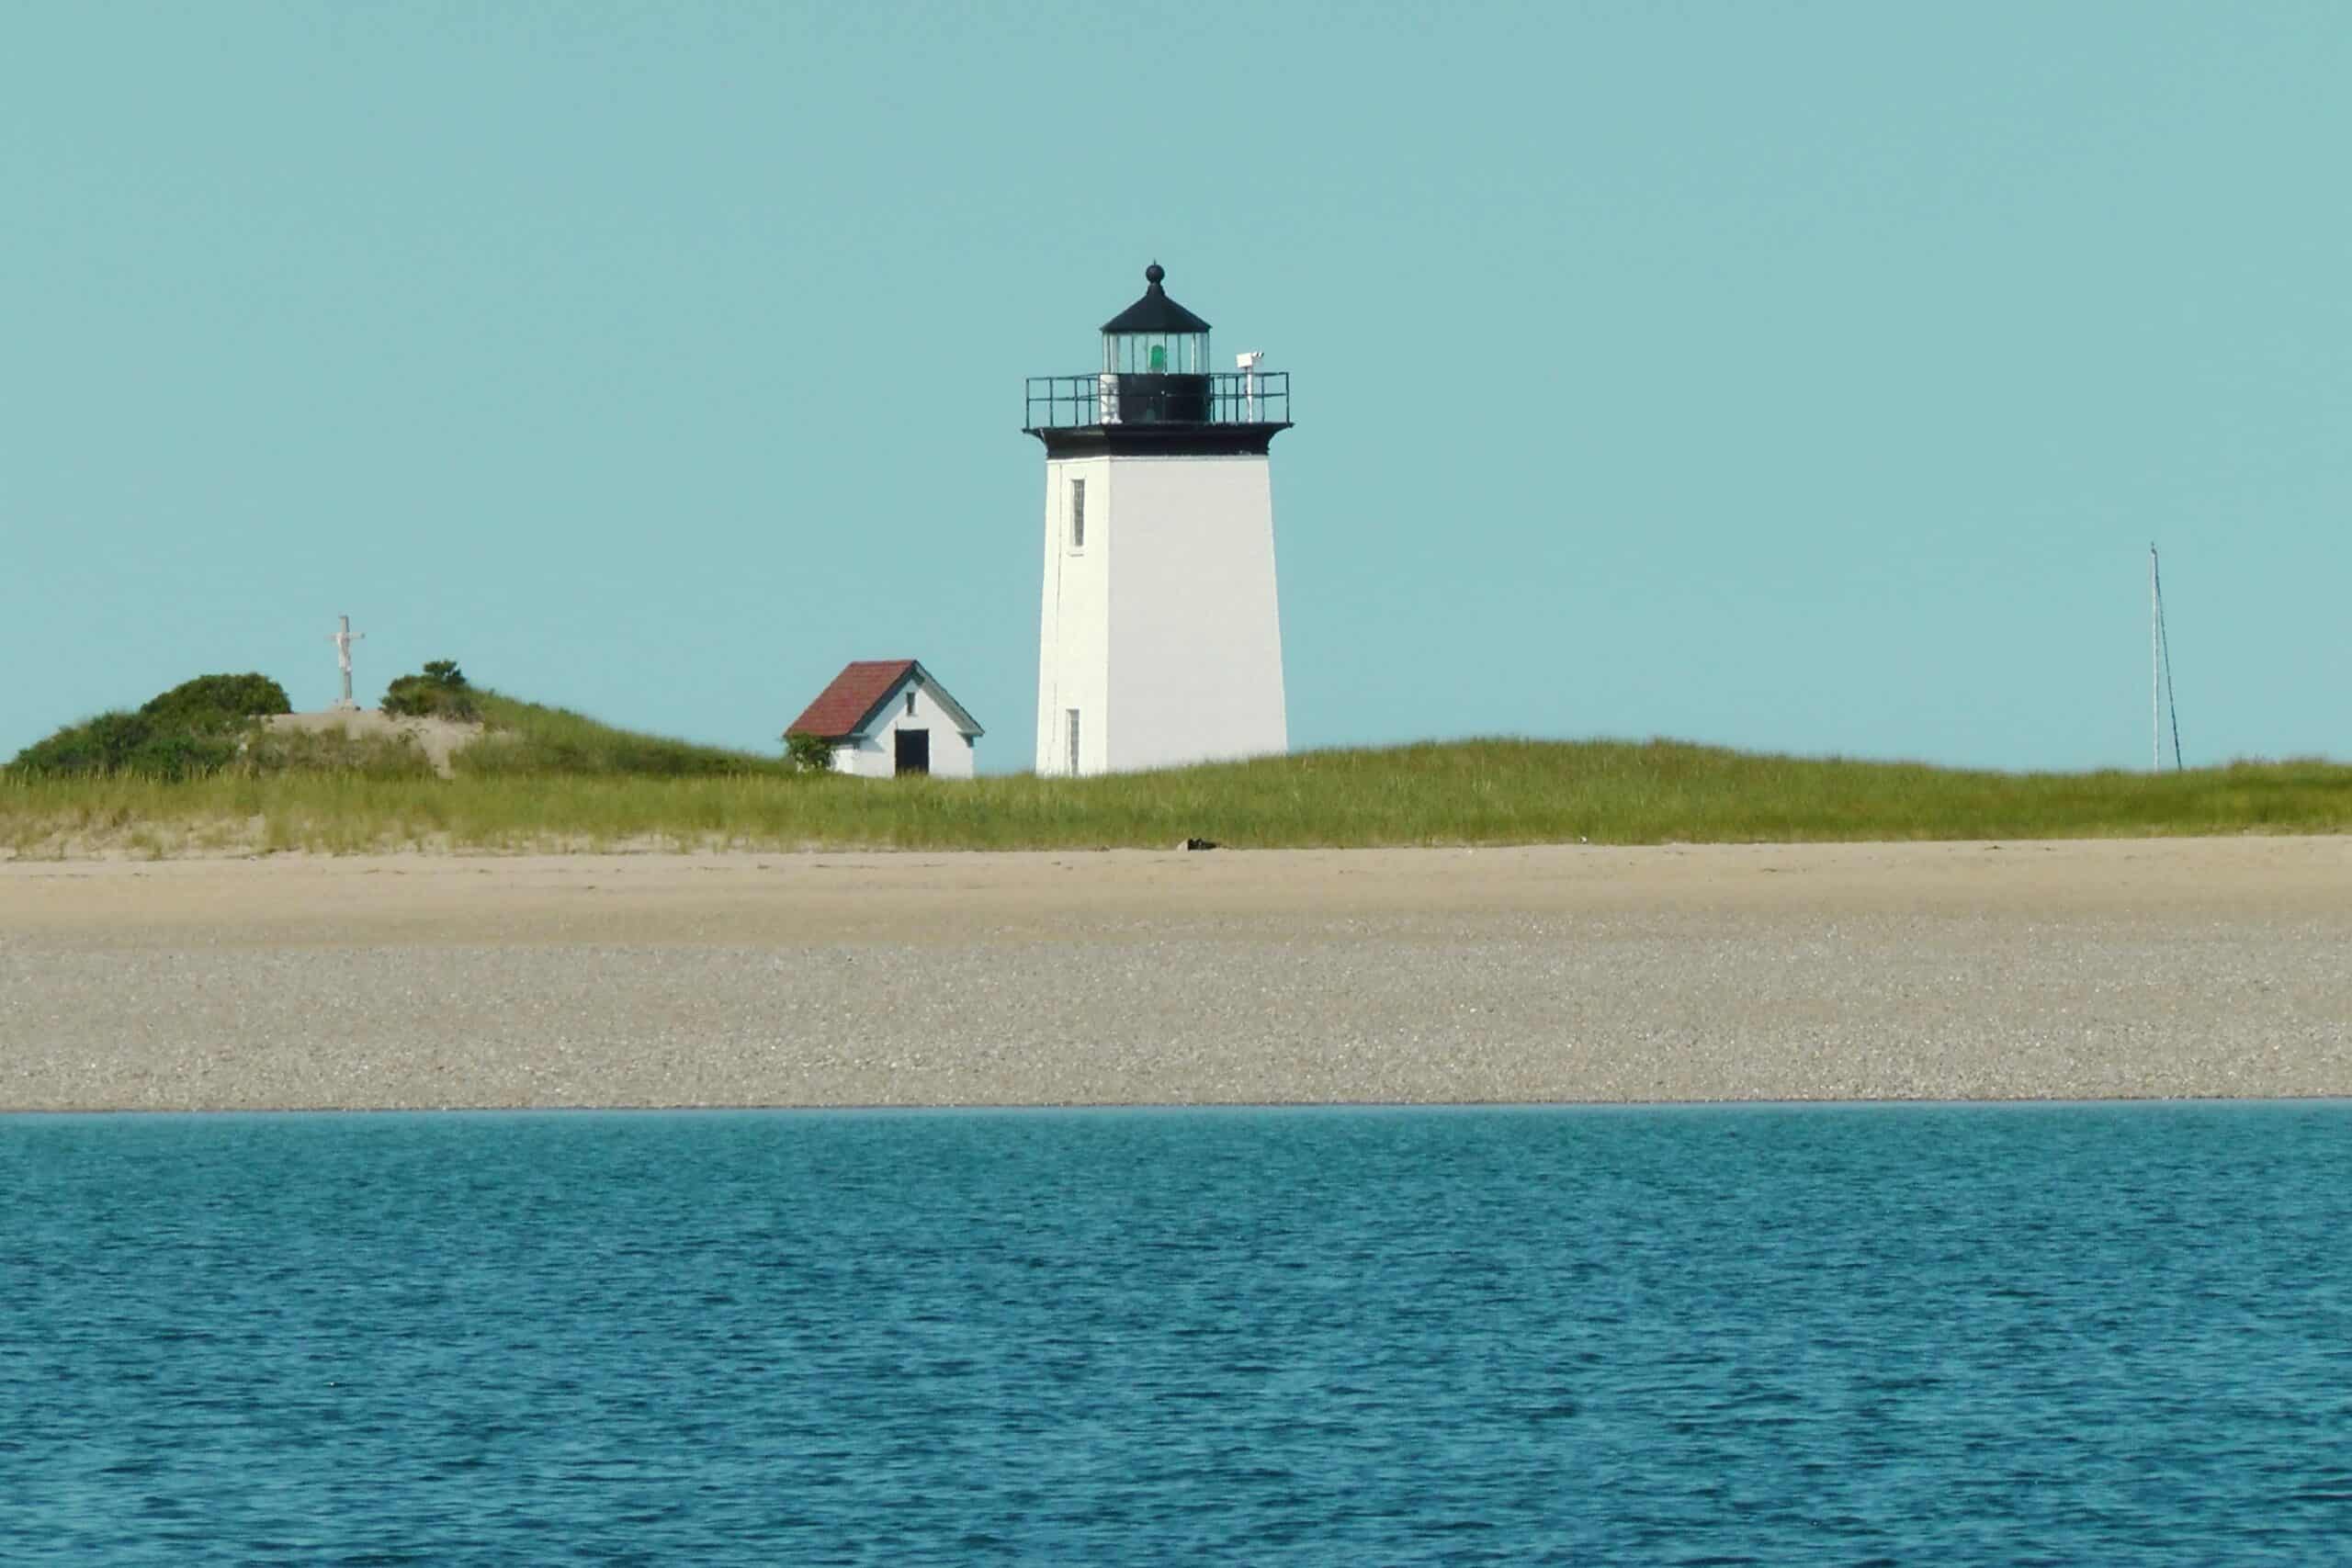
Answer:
1025;264;1294;775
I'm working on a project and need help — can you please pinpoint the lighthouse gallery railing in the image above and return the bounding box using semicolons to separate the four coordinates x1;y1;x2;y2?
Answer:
1023;371;1291;431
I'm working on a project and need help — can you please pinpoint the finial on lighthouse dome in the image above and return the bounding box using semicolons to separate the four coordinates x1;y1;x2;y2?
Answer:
1099;264;1212;338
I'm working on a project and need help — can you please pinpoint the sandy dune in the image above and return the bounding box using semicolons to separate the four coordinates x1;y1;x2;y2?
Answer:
262;708;483;777
2;839;2346;1111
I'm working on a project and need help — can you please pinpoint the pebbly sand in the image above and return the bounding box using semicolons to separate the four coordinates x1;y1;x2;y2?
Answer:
2;839;2346;1112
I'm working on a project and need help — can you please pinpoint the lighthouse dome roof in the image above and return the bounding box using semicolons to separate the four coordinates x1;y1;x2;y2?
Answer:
1100;262;1212;335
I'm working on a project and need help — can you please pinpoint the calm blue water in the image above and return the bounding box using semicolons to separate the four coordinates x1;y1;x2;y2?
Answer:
4;1104;2350;1563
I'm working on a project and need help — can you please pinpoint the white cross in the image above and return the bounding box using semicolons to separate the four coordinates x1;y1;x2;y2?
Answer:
328;615;365;709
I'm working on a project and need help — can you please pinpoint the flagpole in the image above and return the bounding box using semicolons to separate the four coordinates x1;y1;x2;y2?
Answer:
2149;546;2161;773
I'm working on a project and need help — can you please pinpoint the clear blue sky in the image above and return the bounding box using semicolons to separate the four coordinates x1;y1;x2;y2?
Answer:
5;2;2345;771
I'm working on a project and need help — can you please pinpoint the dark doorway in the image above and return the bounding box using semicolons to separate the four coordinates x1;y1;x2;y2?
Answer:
894;729;931;776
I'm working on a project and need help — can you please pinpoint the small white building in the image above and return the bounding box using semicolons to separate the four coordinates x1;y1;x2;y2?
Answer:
786;659;982;778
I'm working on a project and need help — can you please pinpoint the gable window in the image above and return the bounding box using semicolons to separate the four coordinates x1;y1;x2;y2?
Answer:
1069;478;1086;550
905;690;917;718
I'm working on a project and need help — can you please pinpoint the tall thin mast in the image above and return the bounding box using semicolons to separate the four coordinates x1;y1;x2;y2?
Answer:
2149;546;2161;773
2152;547;2184;771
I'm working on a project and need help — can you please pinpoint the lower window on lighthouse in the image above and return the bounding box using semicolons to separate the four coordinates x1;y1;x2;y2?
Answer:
1066;708;1081;775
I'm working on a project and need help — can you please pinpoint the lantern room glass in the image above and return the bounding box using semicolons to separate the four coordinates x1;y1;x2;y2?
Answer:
1102;329;1210;376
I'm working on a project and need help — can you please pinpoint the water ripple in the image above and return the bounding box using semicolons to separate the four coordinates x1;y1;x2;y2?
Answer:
3;1102;2349;1563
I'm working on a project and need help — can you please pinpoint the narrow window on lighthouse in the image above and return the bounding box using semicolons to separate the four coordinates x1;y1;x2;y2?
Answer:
1069;478;1086;549
1066;709;1081;775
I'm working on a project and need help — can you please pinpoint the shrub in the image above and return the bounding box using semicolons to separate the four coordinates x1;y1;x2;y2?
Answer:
784;730;837;773
382;660;480;722
9;710;243;780
129;729;244;779
12;711;152;776
10;671;288;779
140;673;291;729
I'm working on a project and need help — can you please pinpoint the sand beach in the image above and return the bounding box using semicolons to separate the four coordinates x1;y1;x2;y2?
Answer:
2;837;2346;1112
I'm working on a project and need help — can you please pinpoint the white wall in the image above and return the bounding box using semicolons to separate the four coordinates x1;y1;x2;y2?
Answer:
831;672;978;779
1105;454;1286;773
1035;455;1113;774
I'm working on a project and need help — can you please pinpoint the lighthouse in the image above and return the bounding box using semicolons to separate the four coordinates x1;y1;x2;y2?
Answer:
1025;263;1293;776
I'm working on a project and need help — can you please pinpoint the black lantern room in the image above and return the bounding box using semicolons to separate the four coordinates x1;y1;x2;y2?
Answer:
1102;262;1210;376
1100;264;1213;423
1024;264;1292;456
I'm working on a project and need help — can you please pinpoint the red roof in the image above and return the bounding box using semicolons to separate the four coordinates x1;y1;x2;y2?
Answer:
786;660;918;740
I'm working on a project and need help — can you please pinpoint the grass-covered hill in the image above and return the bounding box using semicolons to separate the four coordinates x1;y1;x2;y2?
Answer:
10;673;300;780
456;691;792;779
5;677;2350;856
6;669;798;786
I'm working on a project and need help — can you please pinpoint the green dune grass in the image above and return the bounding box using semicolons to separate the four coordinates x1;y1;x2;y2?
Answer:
453;691;795;779
5;705;2348;856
